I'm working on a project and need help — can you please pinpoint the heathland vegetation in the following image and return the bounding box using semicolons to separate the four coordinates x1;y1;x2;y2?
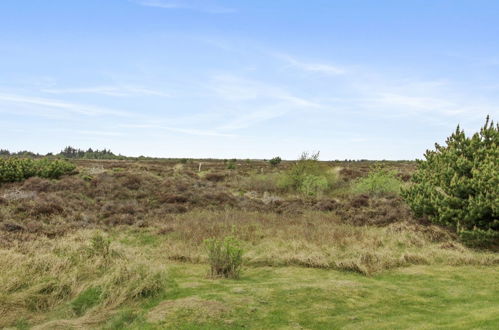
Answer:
0;118;497;328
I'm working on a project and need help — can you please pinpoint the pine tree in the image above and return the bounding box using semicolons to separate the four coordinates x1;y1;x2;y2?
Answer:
402;116;499;246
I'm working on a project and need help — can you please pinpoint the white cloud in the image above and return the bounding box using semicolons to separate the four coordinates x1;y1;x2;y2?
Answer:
133;0;236;14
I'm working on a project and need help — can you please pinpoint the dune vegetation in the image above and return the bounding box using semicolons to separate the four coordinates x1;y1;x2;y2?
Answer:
0;151;498;328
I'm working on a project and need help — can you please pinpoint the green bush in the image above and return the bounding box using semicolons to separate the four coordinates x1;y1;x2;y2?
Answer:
204;236;243;279
279;151;336;196
268;156;282;167
226;160;236;170
35;158;76;179
402;117;498;246
299;174;329;197
0;158;75;183
352;165;402;197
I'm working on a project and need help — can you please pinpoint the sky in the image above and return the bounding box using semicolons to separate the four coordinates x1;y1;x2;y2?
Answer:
1;0;498;160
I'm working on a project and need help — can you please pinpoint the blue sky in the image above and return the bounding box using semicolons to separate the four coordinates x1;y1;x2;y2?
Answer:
1;0;498;159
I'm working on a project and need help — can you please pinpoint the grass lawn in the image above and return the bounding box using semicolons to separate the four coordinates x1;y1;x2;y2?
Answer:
104;264;499;329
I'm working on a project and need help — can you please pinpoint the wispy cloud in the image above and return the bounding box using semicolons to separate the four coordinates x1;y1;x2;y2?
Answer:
119;123;236;137
41;85;171;97
210;75;322;130
211;75;321;107
217;106;289;131
0;93;134;117
133;0;236;14
360;79;492;115
76;130;124;137
162;126;236;137
274;53;346;75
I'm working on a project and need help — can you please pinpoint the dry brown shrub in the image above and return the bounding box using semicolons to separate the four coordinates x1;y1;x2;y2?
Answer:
160;194;189;204
29;195;65;216
201;192;237;206
314;199;340;211
339;168;364;181
3;222;25;232
334;196;415;226
182;170;198;179
205;172;226;182
121;174;143;190
24;221;44;233
350;194;370;208
101;201;141;218
22;177;53;193
51;176;87;193
439;241;465;251
104;214;136;226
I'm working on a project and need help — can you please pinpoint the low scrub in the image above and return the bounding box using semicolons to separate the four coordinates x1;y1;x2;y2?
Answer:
0;157;75;183
239;173;282;193
204;236;244;279
279;152;337;197
352;165;402;197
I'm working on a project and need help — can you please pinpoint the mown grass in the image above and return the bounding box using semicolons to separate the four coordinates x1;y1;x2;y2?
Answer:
97;263;499;329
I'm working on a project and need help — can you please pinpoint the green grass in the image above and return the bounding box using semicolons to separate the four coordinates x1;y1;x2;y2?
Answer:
70;287;103;316
101;263;499;329
2;226;498;329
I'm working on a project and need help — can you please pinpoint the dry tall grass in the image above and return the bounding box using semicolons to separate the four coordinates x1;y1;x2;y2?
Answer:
0;231;168;328
153;210;499;275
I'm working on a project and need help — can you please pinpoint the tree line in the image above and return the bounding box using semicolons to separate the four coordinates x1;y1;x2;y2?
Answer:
0;147;124;160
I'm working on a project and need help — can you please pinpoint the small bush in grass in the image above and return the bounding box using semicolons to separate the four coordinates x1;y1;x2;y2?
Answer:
352;165;402;197
204;236;243;279
90;233;112;259
226;160;236;170
299;174;329;197
279;151;337;195
85;233;121;266
268;156;282;167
